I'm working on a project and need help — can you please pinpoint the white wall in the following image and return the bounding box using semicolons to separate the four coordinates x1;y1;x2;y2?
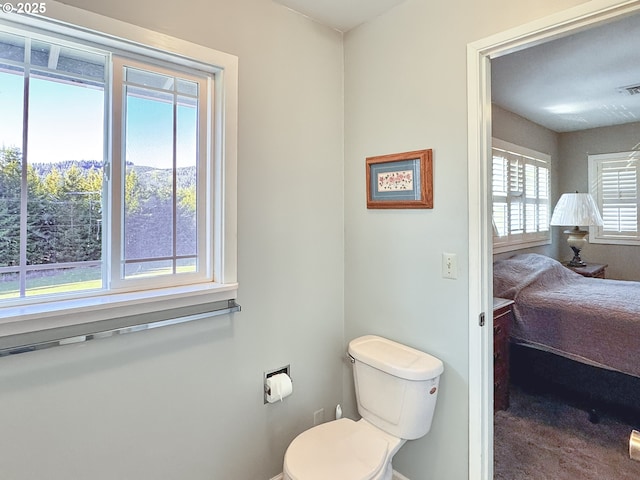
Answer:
343;0;588;479
559;122;640;280
0;1;344;479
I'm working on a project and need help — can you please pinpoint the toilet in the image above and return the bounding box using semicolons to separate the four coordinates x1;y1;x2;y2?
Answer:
283;335;444;480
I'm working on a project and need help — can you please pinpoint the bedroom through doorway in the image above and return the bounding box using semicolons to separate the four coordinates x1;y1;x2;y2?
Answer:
467;1;640;479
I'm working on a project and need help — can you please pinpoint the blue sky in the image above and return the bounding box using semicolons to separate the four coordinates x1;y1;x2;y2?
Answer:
0;70;197;168
0;71;103;163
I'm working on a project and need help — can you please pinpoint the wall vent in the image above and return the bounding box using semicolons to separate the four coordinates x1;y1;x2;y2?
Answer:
619;84;640;96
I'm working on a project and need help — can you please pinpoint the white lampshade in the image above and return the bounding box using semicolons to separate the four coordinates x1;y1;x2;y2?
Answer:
550;193;604;227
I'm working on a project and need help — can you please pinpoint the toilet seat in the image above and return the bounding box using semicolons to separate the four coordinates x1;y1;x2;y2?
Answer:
283;418;390;480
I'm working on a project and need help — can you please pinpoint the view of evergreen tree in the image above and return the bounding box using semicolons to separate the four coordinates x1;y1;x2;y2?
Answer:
0;147;22;267
0;146;197;274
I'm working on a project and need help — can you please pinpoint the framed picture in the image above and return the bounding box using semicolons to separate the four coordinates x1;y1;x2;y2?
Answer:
366;149;433;209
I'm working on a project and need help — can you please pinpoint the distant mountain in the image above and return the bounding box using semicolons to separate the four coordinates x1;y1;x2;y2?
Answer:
30;160;104;176
30;160;197;190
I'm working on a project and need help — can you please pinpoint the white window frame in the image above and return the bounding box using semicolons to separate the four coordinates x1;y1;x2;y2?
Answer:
110;58;212;291
0;3;238;339
589;150;640;245
492;138;551;253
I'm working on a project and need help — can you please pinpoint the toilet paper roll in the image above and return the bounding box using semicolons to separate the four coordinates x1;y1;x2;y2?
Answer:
630;430;640;461
266;373;293;403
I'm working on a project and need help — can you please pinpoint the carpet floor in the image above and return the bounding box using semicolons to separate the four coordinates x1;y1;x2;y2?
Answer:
494;386;640;479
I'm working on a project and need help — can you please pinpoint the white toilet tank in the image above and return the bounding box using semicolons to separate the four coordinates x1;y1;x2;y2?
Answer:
348;335;444;440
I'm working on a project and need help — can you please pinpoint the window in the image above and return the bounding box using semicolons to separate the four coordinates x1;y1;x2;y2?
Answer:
0;11;237;335
112;60;209;289
589;151;640;245
492;139;551;253
0;34;106;298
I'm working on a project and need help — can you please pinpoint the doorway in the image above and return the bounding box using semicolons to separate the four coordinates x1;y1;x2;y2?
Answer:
467;1;640;479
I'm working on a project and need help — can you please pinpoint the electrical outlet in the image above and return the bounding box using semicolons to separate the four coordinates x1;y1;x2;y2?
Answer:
313;408;325;425
442;252;457;279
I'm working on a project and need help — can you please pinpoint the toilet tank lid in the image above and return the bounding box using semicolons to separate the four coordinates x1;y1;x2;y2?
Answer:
348;335;444;380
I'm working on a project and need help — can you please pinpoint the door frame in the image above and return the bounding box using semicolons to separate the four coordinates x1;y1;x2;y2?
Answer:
467;1;640;478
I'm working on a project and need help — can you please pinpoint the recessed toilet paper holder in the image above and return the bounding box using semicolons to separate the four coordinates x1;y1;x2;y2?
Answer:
264;364;291;404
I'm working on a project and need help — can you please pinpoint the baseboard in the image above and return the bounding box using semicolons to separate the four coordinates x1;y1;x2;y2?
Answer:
393;470;411;480
269;470;409;480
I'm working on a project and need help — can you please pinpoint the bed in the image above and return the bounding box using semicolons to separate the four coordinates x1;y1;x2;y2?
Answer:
493;253;640;417
494;253;640;377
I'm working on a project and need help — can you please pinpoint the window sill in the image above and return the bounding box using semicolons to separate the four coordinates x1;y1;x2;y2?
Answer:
0;282;238;339
493;238;551;254
590;236;640;246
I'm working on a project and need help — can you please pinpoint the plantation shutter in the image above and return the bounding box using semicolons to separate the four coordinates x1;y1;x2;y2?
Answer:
589;152;640;244
509;153;524;235
492;153;509;237
492;139;551;252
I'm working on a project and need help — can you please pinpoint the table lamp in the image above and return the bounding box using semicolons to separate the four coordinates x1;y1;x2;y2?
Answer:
550;192;603;267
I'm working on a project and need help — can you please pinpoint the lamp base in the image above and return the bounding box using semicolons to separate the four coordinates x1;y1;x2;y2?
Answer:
567;246;587;267
564;227;589;267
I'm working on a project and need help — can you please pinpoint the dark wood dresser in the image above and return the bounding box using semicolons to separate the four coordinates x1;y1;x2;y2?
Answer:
493;297;514;412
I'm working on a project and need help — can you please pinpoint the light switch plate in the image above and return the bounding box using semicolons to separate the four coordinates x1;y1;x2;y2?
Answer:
442;253;457;279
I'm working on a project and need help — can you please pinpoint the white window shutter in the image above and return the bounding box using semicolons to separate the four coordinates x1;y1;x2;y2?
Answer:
589;153;640;244
492;139;551;252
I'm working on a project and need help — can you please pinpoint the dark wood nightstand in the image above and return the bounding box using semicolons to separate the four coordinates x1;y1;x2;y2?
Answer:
565;262;607;279
493;297;514;412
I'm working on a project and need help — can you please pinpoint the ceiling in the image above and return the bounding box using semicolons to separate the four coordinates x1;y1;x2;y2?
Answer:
273;0;407;32
274;1;640;133
492;12;640;133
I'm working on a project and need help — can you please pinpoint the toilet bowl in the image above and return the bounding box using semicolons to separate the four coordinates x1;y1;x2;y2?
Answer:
283;417;404;480
282;335;444;480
